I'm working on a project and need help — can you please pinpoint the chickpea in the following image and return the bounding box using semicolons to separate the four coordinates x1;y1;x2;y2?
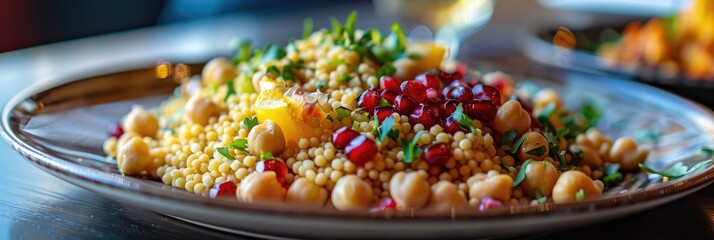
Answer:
585;129;612;150
552;170;603;203
201;57;237;86
122;105;159;137
520;160;558;197
103;137;118;157
247;120;287;156
468;174;513;202
569;144;603;167
532;89;562;111
237;172;286;203
393;58;419;80
494;100;531;136
428;181;468;212
331;175;373;211
116;131;140;155
390;171;431;210
517;131;549;161
286;178;328;206
117;137;151;175
609;137;649;171
185;95;218;126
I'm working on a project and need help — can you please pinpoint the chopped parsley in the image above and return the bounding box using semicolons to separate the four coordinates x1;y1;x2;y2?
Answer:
639;159;713;179
526;145;547;157
376;61;396;78
243;116;259;131
225;78;236;101
260;151;274;160
337;73;351;83
602;163;623;189
452;103;477;133
575;189;585;202
556;150;568;170
216;138;249;160
579;101;602;129
260;44;287;64
316;80;327;90
266;65;280;76
401;130;425;163
377;115;397;142
302;17;313;39
513;159;532;187
335;106;352;122
534;189;547;204
231;39;253;64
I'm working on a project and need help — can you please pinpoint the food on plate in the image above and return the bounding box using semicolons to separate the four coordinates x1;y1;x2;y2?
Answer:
104;12;659;212
595;0;714;80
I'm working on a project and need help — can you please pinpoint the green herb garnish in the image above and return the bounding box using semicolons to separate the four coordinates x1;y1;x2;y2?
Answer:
557;150;568;169
570;148;584;166
316;80;327;90
452;103;477;133
579;101;602;129
243;116;259;131
602;163;622;189
260;151;274;160
639;159;713;179
526;145;547;157
401;130;425;163
335;106;352;122
534;189;547;204
376;61;396;78
260;44;287;64
378;116;396;142
302;18;313;39
337;73;351;83
513;159;532;187
501;129;518;145
701;147;714;156
216;147;235;160
266;65;280;76
501;136;526;155
225;78;236;101
232;39;253;64
575;189;585;202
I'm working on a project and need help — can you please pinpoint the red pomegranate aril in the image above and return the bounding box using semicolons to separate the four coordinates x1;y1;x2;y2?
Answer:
345;135;378;166
425;88;442;100
479;197;505;211
209;181;237;199
332;127;361;149
374;106;395;122
380;76;402;93
415;73;442;90
472;84;502;106
358;89;381;113
465;100;497;122
454;63;468;77
409;104;438;129
425;100;444;120
400;80;427;102
394;95;417;115
422;143;452;167
444;116;467;134
107;122;124;138
370;197;397;212
445;85;474;103
442;100;459;117
380;90;398;104
256;159;289;185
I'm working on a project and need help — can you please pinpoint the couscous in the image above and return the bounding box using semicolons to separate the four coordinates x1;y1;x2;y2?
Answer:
104;12;650;212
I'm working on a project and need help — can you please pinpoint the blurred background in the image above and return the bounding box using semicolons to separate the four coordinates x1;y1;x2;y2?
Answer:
0;0;685;53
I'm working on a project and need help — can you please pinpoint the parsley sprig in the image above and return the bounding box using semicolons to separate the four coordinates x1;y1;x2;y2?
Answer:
243;116;259;131
639;159;712;179
401;131;425;163
452;103;477;133
216;138;249;160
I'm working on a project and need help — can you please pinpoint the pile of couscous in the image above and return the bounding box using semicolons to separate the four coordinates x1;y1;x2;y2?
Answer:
104;13;650;212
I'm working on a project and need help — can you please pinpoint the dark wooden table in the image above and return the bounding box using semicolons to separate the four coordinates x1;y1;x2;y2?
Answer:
1;1;712;239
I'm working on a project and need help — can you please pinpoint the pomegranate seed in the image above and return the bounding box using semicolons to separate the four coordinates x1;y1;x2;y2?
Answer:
454;63;468;77
444;116;467;134
465;100;497;122
400;80;426;102
415;73;442;90
358;89;381;113
425;100;444;120
332;127;361;149
394;95;417;115
479;197;505;211
107;122;124;138
445;85;474;103
374;106;395;122
409;104;438;129
422;143;452;167
472;84;502;106
380;90;398;104
380;76;402;93
370;197;397;212
209;181;237;199
256;159;289;185
425;88;442;100
345;135;378;166
442;100;459;117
